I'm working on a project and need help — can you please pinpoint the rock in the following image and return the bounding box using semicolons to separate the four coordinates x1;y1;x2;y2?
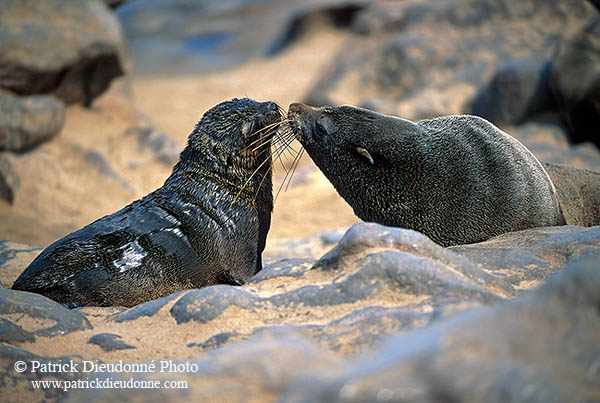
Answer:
469;58;554;125
451;225;600;287
0;91;66;152
0;240;40;288
124;125;180;165
0;317;35;344
116;0;366;74
0;0;128;106
504;121;600;171
108;290;187;322
83;148;133;191
88;333;136;352
283;257;600;402
0;153;19;204
63;257;600;402
0;345;84;402
314;223;513;294
305;0;595;119
2;223;600;401
549;17;600;149
0;288;92;337
542;163;600;226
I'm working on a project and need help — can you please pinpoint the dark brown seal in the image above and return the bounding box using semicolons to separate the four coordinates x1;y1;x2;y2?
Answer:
13;98;281;307
287;103;566;247
542;162;600;227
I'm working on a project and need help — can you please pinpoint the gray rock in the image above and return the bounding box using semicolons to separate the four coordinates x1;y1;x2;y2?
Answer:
0;91;65;152
83;148;133;191
108;290;187;322
249;258;315;282
0;317;35;344
0;0;128;106
451;225;600;287
187;331;239;352
0;345;84;402
0;288;92;337
549;17;600;149
509;121;600;172
315;223;513;295
88;333;136;352
283;258;600;403
124;125;180;165
0;153;19;204
469;58;555;125
63;257;600;402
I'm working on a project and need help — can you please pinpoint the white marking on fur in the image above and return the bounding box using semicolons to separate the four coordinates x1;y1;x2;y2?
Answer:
114;240;146;272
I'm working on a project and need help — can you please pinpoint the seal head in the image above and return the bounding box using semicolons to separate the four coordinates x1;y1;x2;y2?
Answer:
288;102;565;246
13;98;281;307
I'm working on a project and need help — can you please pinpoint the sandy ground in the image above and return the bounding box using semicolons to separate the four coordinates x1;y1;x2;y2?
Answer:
0;26;359;249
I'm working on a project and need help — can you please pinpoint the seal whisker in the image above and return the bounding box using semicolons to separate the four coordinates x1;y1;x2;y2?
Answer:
242;119;291;152
273;142;305;202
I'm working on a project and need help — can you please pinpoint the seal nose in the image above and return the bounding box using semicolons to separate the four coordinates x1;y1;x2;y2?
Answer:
289;102;311;114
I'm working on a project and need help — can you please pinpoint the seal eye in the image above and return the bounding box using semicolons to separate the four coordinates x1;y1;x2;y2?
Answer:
314;121;327;139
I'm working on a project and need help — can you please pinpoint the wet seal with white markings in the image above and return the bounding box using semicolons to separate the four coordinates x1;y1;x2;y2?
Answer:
13;98;282;307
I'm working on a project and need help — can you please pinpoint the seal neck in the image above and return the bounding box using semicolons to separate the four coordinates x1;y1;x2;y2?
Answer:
164;146;271;200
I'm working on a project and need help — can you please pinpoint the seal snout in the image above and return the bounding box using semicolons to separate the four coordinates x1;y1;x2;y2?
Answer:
289;102;311;114
287;103;318;142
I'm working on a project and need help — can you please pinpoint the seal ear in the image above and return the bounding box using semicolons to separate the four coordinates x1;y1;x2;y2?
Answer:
356;147;374;165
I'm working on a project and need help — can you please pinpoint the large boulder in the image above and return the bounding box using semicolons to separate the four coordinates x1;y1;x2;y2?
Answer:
0;90;65;152
0;0;128;106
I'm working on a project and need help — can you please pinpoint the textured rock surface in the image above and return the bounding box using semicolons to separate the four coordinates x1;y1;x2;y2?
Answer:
1;223;599;401
0;91;65;152
59;258;600;402
0;288;92;337
0;0;128;105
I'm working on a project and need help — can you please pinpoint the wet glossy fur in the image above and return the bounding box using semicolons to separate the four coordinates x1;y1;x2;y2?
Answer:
13;98;280;307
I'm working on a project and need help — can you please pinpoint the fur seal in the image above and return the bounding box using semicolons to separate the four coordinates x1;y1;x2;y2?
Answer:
542;162;600;227
287;103;566;247
13;98;281;307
